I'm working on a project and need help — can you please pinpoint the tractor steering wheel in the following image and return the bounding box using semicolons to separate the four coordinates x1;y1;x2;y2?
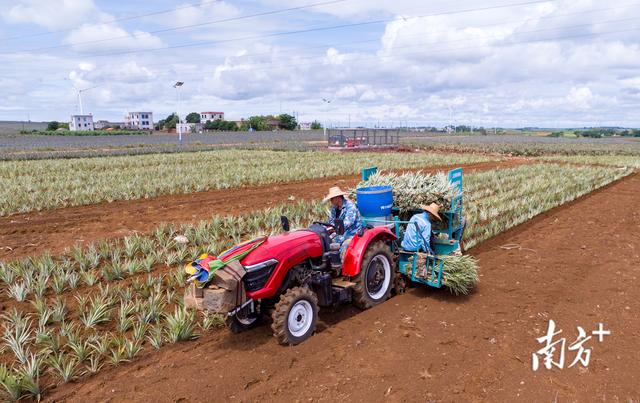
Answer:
312;221;334;228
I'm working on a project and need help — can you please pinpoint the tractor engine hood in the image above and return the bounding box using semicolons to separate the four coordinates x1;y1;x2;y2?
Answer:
220;230;324;268
221;230;325;299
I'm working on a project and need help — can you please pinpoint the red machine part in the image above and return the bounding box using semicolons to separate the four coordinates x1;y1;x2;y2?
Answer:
243;230;323;300
341;226;397;277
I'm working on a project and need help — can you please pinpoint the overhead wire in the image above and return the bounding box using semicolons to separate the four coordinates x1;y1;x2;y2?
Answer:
2;0;558;57
137;3;640;70
1;0;228;41
0;0;347;52
146;18;640;80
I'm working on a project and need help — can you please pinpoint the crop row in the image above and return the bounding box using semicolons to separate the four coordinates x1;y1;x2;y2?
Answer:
0;149;493;216
0;163;631;400
0;201;328;400
462;164;631;248
538;155;640;168
405;138;640;157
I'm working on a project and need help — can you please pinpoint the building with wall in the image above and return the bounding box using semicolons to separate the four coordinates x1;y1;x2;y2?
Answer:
299;122;312;130
200;111;224;122
176;122;203;134
69;114;94;131
124;112;154;130
94;120;124;129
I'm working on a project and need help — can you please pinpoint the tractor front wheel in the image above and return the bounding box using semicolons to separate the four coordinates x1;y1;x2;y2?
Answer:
352;241;394;309
271;287;319;345
225;305;261;333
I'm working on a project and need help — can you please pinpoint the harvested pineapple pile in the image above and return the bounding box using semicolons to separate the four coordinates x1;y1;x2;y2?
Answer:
357;170;477;294
353;170;460;213
405;254;479;295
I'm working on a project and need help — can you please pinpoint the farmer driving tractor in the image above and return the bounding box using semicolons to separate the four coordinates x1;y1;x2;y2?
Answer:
401;202;442;254
323;186;362;246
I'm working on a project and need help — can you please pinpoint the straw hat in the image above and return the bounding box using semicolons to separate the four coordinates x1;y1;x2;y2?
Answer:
323;186;347;202
421;202;442;221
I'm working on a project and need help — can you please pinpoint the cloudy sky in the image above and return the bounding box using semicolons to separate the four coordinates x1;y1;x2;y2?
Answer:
0;0;639;127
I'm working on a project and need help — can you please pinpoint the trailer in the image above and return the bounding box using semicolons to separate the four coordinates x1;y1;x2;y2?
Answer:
360;167;464;288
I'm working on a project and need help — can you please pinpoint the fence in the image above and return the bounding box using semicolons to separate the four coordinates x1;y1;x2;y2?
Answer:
327;129;400;149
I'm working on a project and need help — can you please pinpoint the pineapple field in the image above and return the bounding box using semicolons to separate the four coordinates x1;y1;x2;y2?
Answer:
0;145;637;402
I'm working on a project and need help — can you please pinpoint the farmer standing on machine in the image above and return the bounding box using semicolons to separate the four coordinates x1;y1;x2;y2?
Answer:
401;203;442;254
324;186;362;244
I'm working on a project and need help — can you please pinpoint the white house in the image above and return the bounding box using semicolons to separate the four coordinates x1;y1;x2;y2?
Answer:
176;122;204;134
299;122;312;130
94;120;124;129
70;114;94;131
124;112;154;130
200;111;224;122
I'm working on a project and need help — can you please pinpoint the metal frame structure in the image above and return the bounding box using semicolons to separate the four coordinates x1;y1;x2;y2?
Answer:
361;167;465;288
327;128;400;149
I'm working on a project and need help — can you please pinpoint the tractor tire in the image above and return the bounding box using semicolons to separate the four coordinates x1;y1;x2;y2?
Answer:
271;287;319;345
352;241;394;310
393;271;408;295
225;305;261;334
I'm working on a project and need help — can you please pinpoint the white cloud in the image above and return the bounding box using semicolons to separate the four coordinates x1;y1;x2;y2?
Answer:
566;86;593;109
323;47;346;65
64;23;165;52
1;0;640;126
2;0;104;30
158;1;240;27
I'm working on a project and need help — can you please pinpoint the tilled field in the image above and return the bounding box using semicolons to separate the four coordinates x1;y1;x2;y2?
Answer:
0;153;637;402
45;172;640;402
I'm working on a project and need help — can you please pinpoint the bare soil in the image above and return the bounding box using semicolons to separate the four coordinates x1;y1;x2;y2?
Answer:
0;159;527;261
46;172;640;402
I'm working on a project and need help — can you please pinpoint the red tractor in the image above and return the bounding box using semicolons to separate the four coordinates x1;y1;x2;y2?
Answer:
221;220;398;345
187;167;464;345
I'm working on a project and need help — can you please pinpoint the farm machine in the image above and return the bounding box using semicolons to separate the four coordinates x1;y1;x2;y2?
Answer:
185;168;465;345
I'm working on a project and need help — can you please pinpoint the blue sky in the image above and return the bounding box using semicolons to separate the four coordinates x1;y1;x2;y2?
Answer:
0;0;639;127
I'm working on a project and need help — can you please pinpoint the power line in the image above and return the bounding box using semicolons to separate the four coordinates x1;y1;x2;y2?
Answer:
0;0;347;52
140;3;640;70
3;0;557;57
1;0;226;41
155;24;640;81
2;5;637;76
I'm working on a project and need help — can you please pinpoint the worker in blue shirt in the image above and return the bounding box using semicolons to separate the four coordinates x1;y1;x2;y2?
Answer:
324;186;362;244
401;203;442;254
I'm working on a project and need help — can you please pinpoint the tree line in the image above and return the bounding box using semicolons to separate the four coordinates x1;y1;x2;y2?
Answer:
155;112;321;131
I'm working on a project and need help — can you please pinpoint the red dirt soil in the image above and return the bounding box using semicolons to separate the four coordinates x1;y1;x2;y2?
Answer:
0;159;527;261
47;173;640;402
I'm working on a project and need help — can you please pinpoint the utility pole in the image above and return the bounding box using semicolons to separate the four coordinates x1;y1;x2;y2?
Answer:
322;98;331;140
173;81;184;144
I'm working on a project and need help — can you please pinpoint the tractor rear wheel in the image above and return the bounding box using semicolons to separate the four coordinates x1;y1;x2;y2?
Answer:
271;287;318;345
352;241;394;309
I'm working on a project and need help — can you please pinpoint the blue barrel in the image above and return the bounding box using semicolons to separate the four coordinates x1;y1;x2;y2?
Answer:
356;186;393;217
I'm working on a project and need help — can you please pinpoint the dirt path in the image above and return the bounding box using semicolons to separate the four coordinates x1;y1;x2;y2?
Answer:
0;159;526;261
47;173;640;402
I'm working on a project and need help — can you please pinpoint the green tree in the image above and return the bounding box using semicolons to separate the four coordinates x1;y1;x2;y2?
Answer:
47;121;59;131
278;114;297;130
243;116;268;131
162;113;178;129
311;120;322;130
186;112;201;123
203;119;238;131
